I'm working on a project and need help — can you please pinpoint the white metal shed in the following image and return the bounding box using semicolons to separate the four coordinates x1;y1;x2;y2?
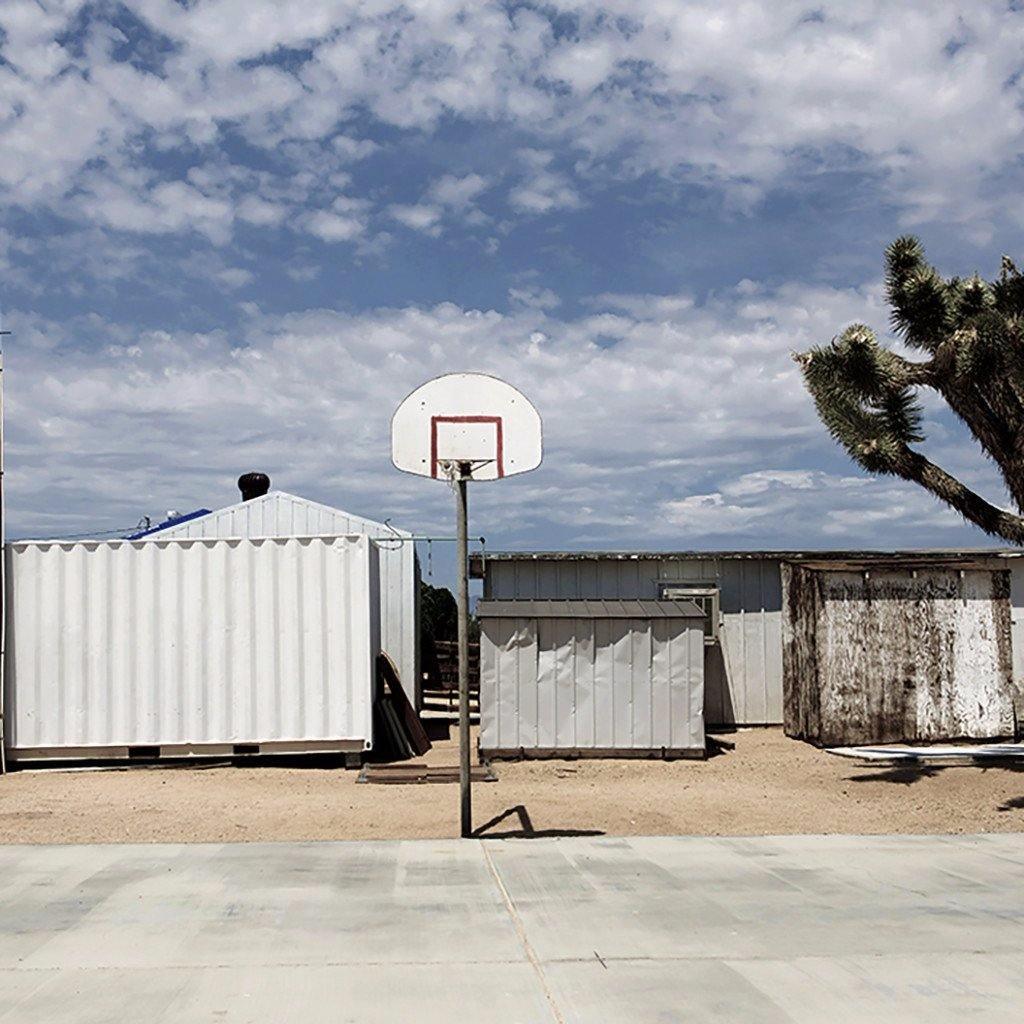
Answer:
152;491;419;703
3;535;379;762
477;599;706;760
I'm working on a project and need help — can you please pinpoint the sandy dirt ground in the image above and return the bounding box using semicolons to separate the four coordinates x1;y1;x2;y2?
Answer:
1;726;1023;844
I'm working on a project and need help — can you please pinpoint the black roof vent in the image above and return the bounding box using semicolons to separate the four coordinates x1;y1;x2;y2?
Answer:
238;472;270;502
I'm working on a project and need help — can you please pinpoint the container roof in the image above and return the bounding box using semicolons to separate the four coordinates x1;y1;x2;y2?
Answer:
149;490;412;539
127;508;212;540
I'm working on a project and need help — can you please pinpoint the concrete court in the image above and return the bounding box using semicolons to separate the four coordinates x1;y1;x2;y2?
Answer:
1;834;1023;1023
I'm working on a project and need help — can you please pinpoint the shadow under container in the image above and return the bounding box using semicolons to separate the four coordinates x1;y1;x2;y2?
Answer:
477;599;706;760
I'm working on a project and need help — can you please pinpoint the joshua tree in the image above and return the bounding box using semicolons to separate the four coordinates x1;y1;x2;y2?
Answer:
795;237;1024;544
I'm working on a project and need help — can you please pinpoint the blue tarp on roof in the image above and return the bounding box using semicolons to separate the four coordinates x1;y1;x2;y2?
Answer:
127;508;212;540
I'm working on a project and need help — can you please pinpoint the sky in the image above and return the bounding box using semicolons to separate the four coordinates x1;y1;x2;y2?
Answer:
3;1;1024;561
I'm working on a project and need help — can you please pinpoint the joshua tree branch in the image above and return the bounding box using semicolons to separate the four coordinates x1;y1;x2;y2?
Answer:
896;448;1024;543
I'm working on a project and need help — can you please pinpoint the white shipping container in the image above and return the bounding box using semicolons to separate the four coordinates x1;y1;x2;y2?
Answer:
154;491;419;704
3;535;379;761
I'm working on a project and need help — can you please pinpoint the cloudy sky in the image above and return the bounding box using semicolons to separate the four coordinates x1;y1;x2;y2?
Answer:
3;1;1023;557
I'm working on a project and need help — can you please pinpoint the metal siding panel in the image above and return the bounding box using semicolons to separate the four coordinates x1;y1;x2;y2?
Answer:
762;563;784;722
617;560;641;599
741;560;768;725
553;619;576;746
555;562;575;599
488;562;510;600
535;562;558;599
478;622;500;750
597;561;620;599
592;618;615;747
536;618;558;747
514;618;536;750
573;619;595;748
632;619;653;747
611;619;632;745
651;618;671;747
688;621;706;746
575;560;598;598
4;536;376;756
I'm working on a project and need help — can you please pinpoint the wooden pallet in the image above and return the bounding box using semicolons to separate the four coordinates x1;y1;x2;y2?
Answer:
357;763;497;785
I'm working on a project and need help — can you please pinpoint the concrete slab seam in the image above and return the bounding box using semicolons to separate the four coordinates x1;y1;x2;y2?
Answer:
480;842;566;1024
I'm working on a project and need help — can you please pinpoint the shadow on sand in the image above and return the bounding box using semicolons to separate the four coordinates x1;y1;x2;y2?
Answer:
472;804;605;839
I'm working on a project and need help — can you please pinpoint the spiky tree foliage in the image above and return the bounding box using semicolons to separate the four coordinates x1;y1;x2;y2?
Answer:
795;238;1024;543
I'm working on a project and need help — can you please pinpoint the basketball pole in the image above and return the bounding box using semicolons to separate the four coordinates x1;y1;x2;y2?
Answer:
455;464;472;837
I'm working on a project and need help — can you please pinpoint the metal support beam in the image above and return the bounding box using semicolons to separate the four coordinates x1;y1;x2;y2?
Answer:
455;467;471;837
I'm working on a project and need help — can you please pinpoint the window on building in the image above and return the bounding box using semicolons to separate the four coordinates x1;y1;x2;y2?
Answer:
659;584;720;642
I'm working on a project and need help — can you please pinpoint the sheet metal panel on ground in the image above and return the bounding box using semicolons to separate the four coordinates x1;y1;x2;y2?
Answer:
153;491;419;703
3;535;380;761
477;599;706;758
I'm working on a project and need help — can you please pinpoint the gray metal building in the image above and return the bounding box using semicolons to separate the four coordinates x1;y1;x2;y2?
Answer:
471;549;1024;729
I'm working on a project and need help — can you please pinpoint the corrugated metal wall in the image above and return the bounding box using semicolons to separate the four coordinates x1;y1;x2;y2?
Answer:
156;492;418;702
481;556;783;726
4;536;379;758
479;612;705;755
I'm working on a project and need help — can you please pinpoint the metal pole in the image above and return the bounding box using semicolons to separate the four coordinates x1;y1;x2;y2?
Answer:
0;350;6;775
455;467;471;837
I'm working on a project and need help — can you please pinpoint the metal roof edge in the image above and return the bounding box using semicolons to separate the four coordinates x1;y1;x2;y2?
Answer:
469;547;1024;575
152;490;414;539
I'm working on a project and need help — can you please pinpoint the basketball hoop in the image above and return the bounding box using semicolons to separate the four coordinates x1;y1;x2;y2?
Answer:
391;373;543;837
391;373;542;483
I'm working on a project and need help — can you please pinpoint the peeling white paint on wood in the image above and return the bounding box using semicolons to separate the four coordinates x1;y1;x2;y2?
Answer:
783;565;1015;746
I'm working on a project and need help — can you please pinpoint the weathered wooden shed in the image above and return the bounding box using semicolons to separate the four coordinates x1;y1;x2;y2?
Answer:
782;559;1021;746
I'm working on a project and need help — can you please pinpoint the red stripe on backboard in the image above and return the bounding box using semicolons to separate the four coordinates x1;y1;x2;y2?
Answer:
430;416;504;478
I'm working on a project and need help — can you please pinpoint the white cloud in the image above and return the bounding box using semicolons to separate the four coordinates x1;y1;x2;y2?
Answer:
215;267;254;290
508;284;561;311
303;196;371;243
236;195;287;227
660;470;960;539
389;174;492;235
3;278;1003;547
508;150;581;214
388;203;444;235
3;2;1021;236
426;173;490;210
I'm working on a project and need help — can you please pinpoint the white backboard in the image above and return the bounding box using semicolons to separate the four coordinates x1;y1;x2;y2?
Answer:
391;373;542;481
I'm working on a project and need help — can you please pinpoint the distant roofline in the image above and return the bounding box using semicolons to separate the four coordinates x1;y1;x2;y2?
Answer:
149;489;413;539
470;547;1024;572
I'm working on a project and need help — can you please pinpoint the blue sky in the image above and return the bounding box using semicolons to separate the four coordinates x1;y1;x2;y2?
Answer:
3;1;1024;555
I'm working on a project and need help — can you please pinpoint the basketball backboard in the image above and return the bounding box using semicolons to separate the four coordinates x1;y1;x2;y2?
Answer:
391;373;542;481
